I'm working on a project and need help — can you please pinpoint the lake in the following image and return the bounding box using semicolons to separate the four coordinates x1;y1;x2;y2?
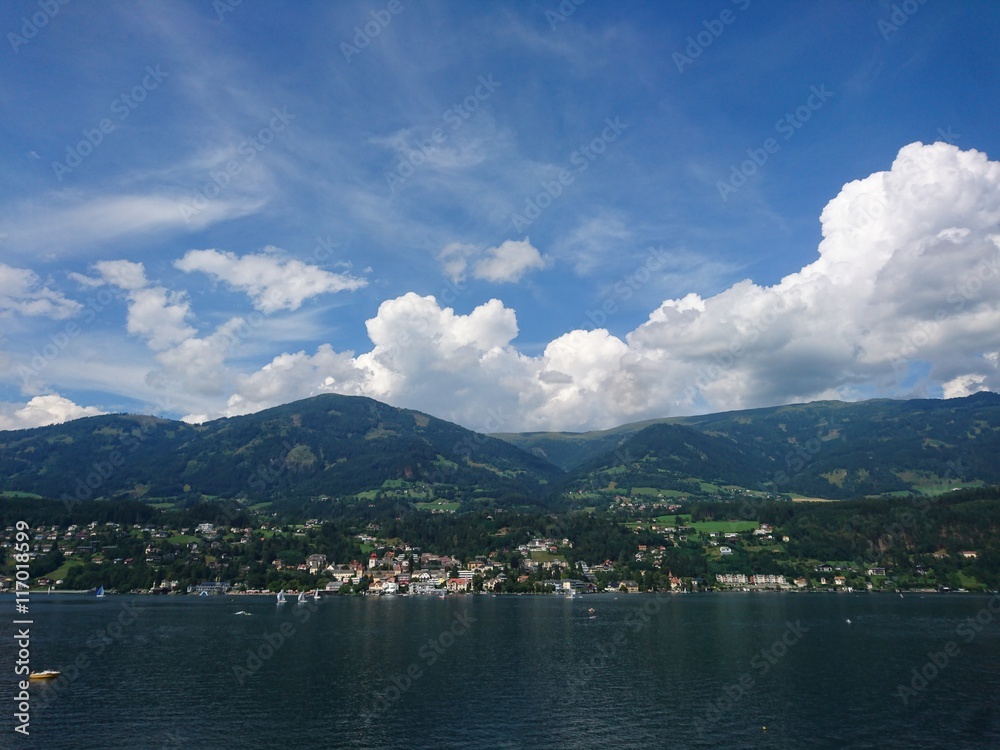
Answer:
4;592;1000;748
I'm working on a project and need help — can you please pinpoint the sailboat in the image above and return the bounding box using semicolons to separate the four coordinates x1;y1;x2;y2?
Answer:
96;586;105;598
276;590;287;605
297;591;307;604
313;590;320;602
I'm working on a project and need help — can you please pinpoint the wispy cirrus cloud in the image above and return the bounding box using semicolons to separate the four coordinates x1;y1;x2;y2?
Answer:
0;193;264;261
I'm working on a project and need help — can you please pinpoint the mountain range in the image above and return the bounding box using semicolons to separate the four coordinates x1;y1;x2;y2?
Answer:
1;392;999;512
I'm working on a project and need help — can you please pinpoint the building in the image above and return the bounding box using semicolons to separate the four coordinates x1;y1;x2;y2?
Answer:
188;581;230;595
716;573;748;586
306;553;328;573
749;574;786;587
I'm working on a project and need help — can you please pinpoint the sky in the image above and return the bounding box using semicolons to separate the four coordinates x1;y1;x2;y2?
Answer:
2;0;1000;434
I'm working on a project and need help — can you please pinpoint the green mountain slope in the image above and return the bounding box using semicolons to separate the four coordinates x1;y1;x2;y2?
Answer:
493;418;668;472
0;394;563;507
3;392;999;508
501;393;1000;498
672;392;1000;496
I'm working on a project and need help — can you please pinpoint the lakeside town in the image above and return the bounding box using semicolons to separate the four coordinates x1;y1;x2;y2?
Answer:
3;491;990;596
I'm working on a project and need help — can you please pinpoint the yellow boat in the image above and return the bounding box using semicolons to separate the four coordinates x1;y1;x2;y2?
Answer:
29;670;61;680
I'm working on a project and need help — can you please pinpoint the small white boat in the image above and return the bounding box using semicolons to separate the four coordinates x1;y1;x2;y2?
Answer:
96;586;105;598
234;610;252;616
313;590;320;602
29;670;61;680
276;590;287;605
297;591;307;604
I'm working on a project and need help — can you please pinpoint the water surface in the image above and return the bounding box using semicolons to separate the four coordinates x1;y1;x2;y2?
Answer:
3;592;999;748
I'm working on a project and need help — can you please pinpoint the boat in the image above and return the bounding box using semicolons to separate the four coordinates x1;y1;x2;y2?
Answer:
297;591;307;604
96;586;105;598
234;611;252;616
29;670;61;680
313;590;320;602
276;590;287;605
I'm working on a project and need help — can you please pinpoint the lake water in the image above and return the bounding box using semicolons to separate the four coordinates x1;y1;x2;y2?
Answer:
3;592;999;749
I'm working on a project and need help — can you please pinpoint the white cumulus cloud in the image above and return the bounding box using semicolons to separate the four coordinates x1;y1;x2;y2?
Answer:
17;143;996;433
438;238;548;284
93;260;196;351
216;142;1000;431
0;394;106;430
174;248;366;313
0;263;81;319
94;259;149;291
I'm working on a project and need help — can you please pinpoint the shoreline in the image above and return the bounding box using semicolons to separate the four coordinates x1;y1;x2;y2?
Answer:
5;587;993;597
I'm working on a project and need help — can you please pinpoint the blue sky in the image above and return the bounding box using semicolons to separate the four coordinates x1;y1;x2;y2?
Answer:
2;0;1000;432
